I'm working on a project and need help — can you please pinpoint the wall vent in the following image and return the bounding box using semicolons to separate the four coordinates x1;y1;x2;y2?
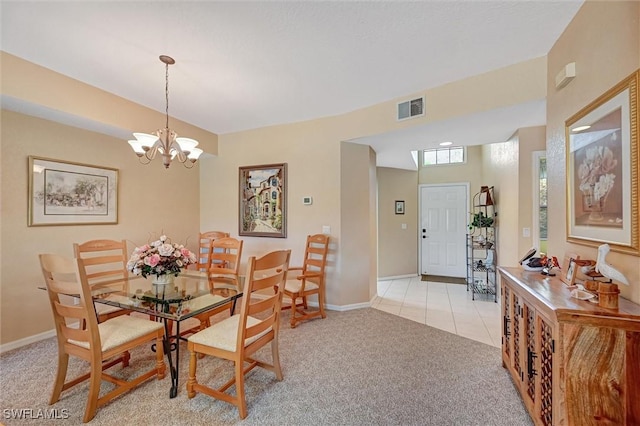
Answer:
397;96;425;121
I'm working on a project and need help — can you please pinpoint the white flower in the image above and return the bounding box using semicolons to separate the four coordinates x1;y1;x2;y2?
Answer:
158;243;174;256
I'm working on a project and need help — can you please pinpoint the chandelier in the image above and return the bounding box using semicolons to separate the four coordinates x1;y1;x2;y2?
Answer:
127;55;203;169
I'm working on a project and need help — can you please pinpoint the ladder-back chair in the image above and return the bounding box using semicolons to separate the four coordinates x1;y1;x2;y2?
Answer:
282;234;330;328
73;239;131;322
194;231;230;271
39;253;166;423
187;249;291;419
192;237;244;332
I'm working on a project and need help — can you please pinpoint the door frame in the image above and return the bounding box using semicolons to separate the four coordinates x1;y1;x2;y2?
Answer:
532;151;545;252
418;182;470;277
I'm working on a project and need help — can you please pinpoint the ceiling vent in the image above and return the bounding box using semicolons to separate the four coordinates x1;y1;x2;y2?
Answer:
397;96;425;121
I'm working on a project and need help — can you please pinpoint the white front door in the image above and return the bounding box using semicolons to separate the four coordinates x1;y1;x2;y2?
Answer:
419;184;468;277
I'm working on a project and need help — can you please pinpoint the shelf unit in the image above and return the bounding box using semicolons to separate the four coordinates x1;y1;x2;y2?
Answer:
466;186;497;302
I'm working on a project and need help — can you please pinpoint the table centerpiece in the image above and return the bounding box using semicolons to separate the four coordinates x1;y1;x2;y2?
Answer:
127;234;196;285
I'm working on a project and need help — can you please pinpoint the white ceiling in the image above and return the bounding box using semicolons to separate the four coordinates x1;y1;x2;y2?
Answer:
1;1;583;169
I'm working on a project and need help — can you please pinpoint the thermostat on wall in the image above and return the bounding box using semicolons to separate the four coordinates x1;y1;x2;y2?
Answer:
302;196;313;205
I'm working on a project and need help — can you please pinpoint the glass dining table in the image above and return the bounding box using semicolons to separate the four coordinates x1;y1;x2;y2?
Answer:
89;270;242;398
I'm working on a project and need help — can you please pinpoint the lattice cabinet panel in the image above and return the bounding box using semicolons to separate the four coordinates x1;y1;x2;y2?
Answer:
539;318;553;426
525;303;536;403
512;294;522;381
502;285;511;359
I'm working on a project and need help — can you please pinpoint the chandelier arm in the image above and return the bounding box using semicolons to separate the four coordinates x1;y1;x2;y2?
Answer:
181;160;196;169
145;145;160;162
137;156;152;165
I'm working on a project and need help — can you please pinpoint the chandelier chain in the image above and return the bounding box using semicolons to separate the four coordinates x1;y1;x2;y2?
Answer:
165;61;170;130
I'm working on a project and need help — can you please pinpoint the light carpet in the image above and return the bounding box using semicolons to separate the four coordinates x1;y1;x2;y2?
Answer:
0;308;531;425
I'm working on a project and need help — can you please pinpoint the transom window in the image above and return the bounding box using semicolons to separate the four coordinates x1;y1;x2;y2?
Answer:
422;146;465;166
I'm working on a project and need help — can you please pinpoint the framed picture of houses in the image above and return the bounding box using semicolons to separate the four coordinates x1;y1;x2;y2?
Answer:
28;156;118;226
239;163;287;238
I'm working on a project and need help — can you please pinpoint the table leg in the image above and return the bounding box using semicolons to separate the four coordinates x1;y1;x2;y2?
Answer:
170;321;181;398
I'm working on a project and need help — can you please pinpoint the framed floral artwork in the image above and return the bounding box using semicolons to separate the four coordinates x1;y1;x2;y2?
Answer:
565;69;639;256
239;163;287;238
28;156;118;226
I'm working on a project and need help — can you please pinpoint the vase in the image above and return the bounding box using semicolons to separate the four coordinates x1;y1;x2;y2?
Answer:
152;274;175;286
582;186;608;221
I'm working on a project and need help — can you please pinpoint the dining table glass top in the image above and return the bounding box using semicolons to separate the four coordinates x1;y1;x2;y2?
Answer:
88;270;242;321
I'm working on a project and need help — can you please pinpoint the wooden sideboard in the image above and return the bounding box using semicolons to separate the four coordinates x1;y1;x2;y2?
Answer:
498;267;640;426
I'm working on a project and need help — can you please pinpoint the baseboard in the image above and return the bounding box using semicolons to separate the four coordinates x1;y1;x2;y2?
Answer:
254;294;373;312
0;328;56;354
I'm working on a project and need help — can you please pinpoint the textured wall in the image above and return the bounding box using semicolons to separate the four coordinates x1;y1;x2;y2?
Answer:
546;1;640;302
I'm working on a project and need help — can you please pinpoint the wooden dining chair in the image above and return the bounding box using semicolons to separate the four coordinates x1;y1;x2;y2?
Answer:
73;239;132;322
281;234;330;328
191;237;244;333
187;249;291;419
193;231;230;271
39;253;166;423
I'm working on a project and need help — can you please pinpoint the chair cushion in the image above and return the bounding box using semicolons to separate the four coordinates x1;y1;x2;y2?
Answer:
188;314;268;352
95;301;124;316
188;293;226;312
283;278;319;294
69;315;163;352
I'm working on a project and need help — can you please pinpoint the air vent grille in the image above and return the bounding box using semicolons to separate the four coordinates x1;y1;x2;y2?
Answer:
397;96;425;121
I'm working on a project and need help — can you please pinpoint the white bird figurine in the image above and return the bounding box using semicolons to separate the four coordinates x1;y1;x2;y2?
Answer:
596;244;630;286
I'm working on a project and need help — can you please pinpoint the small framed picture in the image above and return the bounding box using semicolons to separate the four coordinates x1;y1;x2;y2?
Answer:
395;200;405;215
560;253;580;286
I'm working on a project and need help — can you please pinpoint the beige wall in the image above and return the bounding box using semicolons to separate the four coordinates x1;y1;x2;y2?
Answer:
515;126;547;255
340;143;378;304
377;167;418;278
482;140;520;267
546;0;640;303
0;111;201;345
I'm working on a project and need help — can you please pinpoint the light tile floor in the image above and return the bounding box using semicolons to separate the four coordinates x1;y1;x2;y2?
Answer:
372;276;501;348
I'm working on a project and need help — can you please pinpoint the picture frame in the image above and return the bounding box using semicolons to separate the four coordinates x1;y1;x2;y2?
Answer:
395;200;405;215
560;253;580;286
565;69;639;256
28;156;118;226
239;163;287;238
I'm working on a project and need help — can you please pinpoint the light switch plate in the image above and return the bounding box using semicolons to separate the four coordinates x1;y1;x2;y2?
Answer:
322;225;331;234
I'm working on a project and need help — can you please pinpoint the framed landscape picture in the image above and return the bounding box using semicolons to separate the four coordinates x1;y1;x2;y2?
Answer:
28;156;118;226
238;163;287;238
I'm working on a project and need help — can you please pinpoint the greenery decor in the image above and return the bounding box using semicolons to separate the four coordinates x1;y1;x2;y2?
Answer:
469;212;494;229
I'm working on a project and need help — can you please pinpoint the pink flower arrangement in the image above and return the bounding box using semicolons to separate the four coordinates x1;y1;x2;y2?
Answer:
127;235;196;278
